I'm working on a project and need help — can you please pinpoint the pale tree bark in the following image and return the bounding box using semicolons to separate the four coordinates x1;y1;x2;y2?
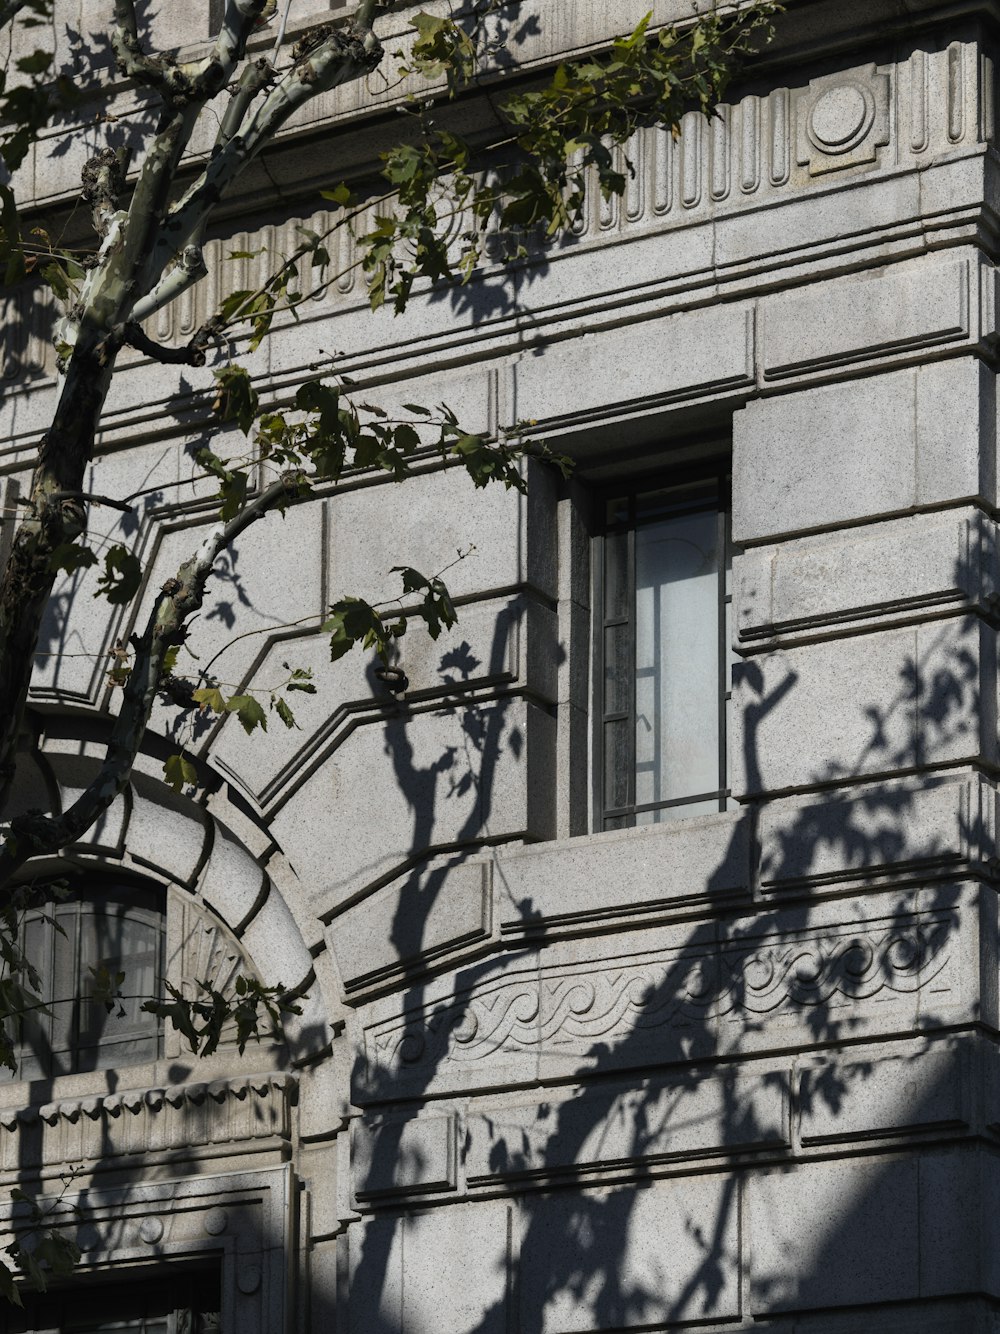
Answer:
0;1;385;839
0;474;300;885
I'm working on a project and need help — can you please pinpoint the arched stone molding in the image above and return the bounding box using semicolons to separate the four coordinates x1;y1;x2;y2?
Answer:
10;712;339;1070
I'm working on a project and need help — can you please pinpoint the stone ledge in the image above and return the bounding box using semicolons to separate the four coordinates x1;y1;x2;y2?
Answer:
0;1072;295;1179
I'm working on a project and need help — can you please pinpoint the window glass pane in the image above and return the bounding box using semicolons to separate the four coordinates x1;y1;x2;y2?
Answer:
634;505;720;808
5;888;163;1081
78;906;160;1070
19;913;54;1079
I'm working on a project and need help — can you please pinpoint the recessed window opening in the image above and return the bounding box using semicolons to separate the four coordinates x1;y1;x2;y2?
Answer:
6;1262;221;1333
14;882;164;1082
594;465;733;831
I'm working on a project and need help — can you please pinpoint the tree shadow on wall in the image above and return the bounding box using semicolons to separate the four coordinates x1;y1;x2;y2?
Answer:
336;556;995;1332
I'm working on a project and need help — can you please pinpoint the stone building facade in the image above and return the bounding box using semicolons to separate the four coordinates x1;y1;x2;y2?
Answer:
2;0;999;1329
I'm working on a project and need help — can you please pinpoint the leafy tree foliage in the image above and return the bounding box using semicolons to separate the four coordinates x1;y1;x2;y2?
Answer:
0;0;777;1297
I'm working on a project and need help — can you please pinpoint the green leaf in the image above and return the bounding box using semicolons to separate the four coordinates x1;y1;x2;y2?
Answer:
273;696;297;729
219;469;249;522
320;183;351;206
163;754;198;792
287;667;317;693
212;363;258;435
192;686;226;714
225;694;268;735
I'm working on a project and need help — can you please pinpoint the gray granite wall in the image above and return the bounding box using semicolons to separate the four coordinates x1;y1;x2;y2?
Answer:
4;1;1000;1329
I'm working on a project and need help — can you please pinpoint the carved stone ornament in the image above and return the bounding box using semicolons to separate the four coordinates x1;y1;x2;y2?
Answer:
0;1167;293;1334
796;66;890;175
366;916;952;1084
0;1072;294;1176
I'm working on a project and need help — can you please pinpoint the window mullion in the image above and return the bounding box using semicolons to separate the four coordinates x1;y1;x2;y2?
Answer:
626;498;637;826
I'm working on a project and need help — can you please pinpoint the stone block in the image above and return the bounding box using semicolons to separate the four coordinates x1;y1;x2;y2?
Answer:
329;859;491;993
716;169;921;271
352;1112;456;1201
760;256;971;379
270;695;554;916
751;1148;1000;1310
512;300;754;429
749;1156;920;1311
344;1203;509;1334
239;881;313;993
799;1045;968;1144
324;466;547;609
299;1141;340;1239
495;809;751;935
518;1176;739;1331
298;1057;348;1142
345;1215;403;1334
736;508;1000;646
209;590;558;813
197;821;267;935
401;1204;509;1334
358;886;978;1098
464;1067;788;1182
733;359;994;543
126;773;210;887
731;618;995;797
757;775;998;891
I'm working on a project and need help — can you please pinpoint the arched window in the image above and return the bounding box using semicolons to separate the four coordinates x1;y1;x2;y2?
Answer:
15;882;164;1081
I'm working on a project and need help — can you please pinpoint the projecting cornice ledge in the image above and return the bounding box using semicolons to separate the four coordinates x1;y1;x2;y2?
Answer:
0;1071;295;1183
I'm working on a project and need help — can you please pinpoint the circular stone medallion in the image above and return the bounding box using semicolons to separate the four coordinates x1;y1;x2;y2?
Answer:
807;83;874;154
138;1216;164;1245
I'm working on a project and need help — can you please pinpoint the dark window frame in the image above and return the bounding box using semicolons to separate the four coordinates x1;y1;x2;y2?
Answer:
7;1263;221;1333
592;460;733;832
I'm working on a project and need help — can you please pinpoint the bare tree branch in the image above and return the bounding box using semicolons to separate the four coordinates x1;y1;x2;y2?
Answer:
122;318;219;365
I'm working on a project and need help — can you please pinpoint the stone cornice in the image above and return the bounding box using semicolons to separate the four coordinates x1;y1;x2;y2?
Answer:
0;1072;295;1183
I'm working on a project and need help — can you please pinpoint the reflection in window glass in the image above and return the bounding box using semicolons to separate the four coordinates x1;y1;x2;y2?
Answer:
597;472;732;830
16;886;163;1081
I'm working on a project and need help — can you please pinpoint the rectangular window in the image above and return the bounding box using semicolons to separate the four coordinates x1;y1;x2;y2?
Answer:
594;467;732;830
7;1266;220;1333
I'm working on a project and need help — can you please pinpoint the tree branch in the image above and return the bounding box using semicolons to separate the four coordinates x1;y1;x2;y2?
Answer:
129;243;207;322
141;22;383;288
122;319;218;366
110;0;183;94
186;0;272;100
0;476;298;890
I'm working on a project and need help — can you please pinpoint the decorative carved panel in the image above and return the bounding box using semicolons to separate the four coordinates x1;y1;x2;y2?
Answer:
0;1073;294;1178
